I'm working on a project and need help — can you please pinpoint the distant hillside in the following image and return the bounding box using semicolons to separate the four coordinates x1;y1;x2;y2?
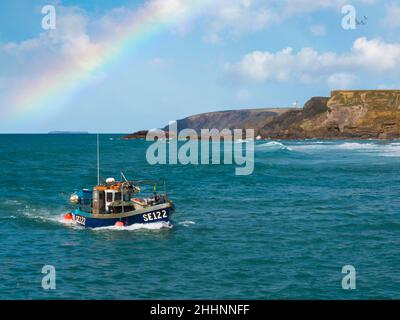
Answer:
48;131;89;134
163;108;293;132
123;90;400;140
123;108;293;139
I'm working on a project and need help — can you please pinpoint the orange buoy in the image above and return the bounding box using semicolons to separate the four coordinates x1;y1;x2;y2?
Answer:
115;221;124;227
64;213;73;220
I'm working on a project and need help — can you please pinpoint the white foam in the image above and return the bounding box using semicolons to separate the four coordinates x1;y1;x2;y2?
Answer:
257;141;293;151
289;141;400;156
92;221;172;231
0;215;16;220
13;204;83;228
292;142;376;151
2;199;22;205
378;144;400;157
178;220;196;227
337;142;377;150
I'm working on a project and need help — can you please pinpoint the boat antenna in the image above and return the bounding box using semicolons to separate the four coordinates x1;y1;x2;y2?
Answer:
97;133;100;185
121;171;129;183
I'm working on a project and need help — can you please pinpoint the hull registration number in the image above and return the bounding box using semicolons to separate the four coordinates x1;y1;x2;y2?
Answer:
75;215;86;225
143;210;167;222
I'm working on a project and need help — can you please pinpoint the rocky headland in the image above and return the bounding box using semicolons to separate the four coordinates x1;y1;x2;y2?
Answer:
123;90;400;140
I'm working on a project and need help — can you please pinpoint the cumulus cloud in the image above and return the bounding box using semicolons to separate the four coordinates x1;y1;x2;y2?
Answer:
203;0;278;43
281;0;375;15
224;37;400;87
1;7;104;73
327;73;358;88
202;0;375;43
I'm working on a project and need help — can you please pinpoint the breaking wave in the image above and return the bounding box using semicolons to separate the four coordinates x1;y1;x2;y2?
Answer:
256;141;293;151
289;141;400;156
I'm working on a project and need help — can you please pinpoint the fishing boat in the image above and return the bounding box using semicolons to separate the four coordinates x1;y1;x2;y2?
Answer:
64;135;174;228
65;176;174;228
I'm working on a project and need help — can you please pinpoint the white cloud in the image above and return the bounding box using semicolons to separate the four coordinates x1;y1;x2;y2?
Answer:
327;73;358;89
282;0;344;15
0;6;104;76
202;0;375;43
203;0;279;43
282;0;375;15
225;37;400;86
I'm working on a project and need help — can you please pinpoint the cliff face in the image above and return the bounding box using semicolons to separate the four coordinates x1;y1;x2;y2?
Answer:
261;90;400;139
123;90;400;140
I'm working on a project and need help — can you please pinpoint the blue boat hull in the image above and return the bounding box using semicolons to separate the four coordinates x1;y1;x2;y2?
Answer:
72;203;174;228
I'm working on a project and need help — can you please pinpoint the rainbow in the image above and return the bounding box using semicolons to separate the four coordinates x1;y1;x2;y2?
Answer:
4;0;212;125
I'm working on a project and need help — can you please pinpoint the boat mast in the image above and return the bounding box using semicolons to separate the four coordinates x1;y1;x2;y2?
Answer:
97;133;100;185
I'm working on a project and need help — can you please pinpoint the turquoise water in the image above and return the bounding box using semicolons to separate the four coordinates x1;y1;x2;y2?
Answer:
0;134;400;299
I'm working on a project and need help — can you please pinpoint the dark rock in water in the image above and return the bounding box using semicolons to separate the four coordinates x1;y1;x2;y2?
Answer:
123;130;173;140
123;130;149;139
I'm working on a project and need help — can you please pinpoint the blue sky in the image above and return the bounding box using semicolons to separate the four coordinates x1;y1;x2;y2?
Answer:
0;0;399;133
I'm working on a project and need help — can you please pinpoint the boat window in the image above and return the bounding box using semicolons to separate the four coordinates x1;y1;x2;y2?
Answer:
106;192;113;203
114;192;122;201
124;193;130;201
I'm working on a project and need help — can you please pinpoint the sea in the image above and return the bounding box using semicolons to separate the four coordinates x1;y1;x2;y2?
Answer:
0;134;399;299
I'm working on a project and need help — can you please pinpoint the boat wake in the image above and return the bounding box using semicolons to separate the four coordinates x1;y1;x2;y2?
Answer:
92;221;172;231
0;199;69;226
